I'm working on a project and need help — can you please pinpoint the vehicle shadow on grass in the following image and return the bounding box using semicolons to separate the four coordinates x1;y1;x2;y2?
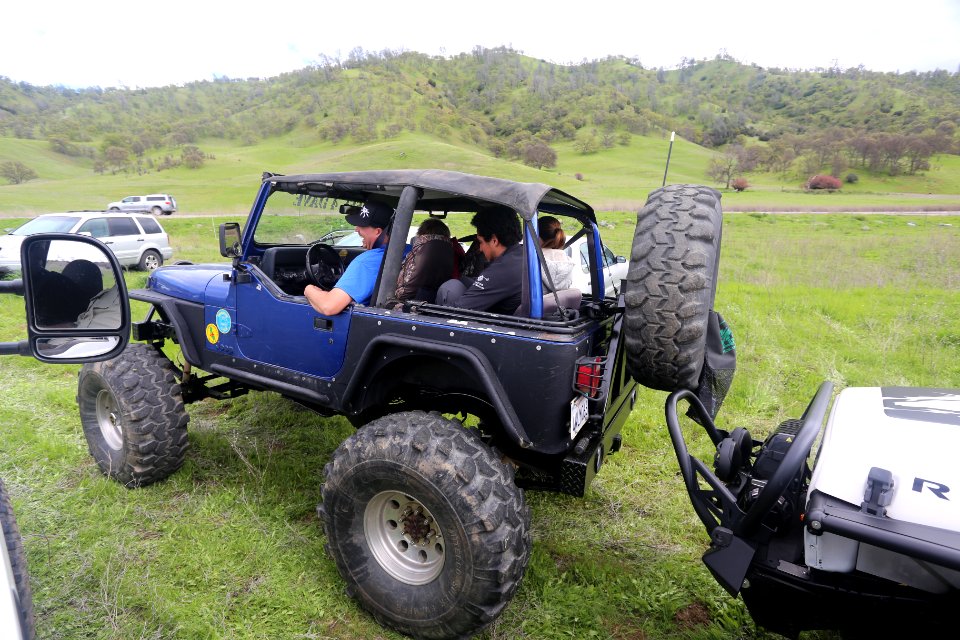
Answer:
180;391;353;509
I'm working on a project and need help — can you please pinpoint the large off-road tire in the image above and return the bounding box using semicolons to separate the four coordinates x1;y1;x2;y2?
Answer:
320;411;531;639
77;344;189;487
623;184;723;391
0;479;35;639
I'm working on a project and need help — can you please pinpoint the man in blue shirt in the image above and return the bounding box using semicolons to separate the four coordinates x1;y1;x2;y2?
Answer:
304;201;393;315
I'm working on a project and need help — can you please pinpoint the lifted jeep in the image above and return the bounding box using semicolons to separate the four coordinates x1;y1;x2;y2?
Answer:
74;170;726;639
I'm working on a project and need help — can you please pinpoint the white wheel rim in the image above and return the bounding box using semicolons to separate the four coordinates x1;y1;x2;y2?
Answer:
363;490;445;585
95;388;123;450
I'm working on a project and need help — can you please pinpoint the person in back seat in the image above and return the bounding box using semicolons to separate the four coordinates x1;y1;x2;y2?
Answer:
435;206;523;314
393;218;456;305
537;216;575;291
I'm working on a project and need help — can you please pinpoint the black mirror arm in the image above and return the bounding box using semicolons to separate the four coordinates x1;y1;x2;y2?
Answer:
0;279;24;295
0;341;31;356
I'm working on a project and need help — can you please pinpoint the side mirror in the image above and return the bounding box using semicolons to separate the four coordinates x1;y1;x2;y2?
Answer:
219;222;242;258
0;234;130;363
616;255;626;264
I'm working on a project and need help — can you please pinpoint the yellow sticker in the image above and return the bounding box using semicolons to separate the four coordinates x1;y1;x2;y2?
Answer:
205;324;220;344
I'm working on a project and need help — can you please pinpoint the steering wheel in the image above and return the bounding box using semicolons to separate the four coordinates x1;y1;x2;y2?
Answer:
305;242;345;290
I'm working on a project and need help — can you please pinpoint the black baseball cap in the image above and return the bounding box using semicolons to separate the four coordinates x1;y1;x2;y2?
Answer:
345;200;393;228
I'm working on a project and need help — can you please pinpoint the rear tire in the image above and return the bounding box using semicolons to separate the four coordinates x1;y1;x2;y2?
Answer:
623;184;723;391
151;206;163;216
139;249;162;271
0;479;35;639
77;344;189;487
320;411;531;639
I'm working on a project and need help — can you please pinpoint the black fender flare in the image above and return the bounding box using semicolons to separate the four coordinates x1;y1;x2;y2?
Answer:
342;333;536;450
130;289;203;365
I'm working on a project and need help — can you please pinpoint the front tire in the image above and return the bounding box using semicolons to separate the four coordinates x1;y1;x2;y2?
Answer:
0;479;35;639
320;411;531;639
623;184;723;391
139;249;162;271
77;344;189;487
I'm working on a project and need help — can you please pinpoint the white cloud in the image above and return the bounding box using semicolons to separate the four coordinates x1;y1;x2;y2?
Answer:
3;0;958;88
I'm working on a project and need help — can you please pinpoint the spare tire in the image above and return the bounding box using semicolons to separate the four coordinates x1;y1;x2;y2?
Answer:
623;184;723;391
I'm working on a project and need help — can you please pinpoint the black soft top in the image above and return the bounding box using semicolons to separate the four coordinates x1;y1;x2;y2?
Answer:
263;169;596;224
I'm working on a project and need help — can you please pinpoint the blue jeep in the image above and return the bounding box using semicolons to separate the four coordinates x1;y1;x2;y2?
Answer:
73;171;724;639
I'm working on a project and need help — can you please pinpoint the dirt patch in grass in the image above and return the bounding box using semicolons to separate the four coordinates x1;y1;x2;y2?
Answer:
673;601;712;629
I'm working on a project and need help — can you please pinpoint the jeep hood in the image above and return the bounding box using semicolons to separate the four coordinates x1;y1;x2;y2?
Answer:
147;264;230;303
809;386;960;532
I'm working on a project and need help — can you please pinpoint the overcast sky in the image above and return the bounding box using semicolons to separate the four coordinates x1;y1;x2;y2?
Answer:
4;0;959;89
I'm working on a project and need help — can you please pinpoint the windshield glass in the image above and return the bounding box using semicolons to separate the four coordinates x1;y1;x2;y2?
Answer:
254;192;354;246
11;216;80;236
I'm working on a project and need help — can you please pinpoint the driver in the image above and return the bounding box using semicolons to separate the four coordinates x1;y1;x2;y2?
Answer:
304;200;394;316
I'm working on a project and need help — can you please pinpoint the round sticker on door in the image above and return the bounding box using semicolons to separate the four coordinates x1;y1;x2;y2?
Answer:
215;308;232;334
205;324;220;344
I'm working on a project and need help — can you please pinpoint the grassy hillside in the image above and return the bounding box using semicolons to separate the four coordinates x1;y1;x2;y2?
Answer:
3;132;959;216
2;50;958;215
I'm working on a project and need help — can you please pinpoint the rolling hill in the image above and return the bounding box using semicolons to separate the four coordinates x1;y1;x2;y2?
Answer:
2;49;959;214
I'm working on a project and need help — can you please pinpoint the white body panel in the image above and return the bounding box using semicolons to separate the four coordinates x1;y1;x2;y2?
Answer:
809;387;960;530
804;386;960;588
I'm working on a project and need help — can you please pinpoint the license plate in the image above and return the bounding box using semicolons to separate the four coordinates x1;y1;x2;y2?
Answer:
570;395;589;439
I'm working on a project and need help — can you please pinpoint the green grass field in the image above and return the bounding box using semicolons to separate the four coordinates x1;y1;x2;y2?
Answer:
3;132;960;217
0;211;958;639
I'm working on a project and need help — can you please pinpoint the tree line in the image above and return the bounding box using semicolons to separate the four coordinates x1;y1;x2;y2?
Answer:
707;124;956;188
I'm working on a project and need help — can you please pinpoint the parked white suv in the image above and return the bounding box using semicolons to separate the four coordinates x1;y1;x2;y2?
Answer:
107;194;177;215
0;212;174;275
567;236;628;297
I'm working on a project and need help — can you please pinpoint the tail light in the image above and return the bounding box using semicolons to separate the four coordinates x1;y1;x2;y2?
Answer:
574;356;606;399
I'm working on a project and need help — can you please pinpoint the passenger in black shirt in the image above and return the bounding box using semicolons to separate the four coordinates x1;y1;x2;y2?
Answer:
436;206;523;314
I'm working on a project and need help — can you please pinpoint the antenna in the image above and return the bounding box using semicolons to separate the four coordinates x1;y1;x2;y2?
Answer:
662;131;675;187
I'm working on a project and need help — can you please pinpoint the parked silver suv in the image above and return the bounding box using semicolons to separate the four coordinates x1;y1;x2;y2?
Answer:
0;212;174;275
107;193;177;215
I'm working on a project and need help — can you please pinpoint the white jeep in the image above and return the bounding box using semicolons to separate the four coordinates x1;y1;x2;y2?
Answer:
668;382;960;637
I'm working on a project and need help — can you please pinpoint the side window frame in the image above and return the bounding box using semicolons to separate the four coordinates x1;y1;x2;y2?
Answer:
106;217;142;237
77;218;110;239
134;216;162;235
